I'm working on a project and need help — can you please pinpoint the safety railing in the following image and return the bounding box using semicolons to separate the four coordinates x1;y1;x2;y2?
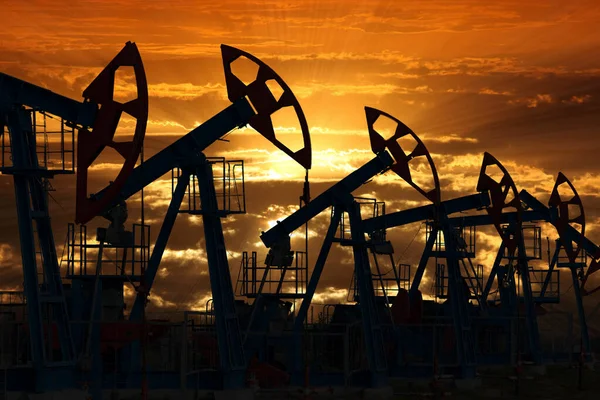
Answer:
435;263;483;300
172;157;246;215
530;268;560;303
236;250;308;298
348;263;411;302
336;197;385;242
426;222;477;257
0;291;26;306
0;109;75;175
64;222;150;280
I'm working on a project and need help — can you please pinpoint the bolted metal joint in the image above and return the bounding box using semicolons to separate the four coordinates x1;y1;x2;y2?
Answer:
265;236;294;268
97;200;133;246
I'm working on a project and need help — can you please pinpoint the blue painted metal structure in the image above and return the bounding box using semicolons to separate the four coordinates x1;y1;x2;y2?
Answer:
360;151;599;371
0;42;149;397
259;108;549;382
475;153;542;366
360;108;486;379
0;66;97;394
442;184;598;363
2;38;600;398
258;108;504;383
261;150;393;387
522;183;595;363
87;44;313;392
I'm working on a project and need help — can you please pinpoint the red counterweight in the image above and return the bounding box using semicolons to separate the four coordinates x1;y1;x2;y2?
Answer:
549;172;586;263
75;41;149;225
221;45;311;170
476;152;524;255
365;106;441;205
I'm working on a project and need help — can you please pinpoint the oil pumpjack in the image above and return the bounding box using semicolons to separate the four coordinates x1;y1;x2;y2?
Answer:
0;42;313;399
256;107;600;387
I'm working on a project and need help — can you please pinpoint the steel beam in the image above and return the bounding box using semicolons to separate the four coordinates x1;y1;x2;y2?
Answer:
95;99;255;210
261;151;394;248
0;73;97;127
363;192;490;233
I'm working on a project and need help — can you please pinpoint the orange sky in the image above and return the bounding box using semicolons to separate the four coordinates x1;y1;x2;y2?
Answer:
1;0;600;315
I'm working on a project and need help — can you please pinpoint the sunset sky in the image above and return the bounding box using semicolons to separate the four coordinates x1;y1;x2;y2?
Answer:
1;0;600;321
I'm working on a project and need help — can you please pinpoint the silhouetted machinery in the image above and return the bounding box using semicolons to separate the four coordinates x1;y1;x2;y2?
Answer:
256;107;600;386
0;42;149;396
362;149;598;373
0;40;599;400
0;42;312;399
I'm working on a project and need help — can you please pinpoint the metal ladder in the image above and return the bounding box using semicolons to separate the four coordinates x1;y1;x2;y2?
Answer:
5;108;75;367
442;222;478;375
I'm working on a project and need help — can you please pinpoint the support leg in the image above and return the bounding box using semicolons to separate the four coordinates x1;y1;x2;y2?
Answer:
409;227;438;302
6;109;75;390
570;266;592;363
442;224;476;379
347;203;388;388
482;243;505;303
196;158;246;389
124;170;189;380
290;208;341;384
540;245;559;297
129;171;190;320
517;238;542;365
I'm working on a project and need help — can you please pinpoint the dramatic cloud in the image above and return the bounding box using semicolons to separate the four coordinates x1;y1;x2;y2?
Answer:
509;93;554;108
